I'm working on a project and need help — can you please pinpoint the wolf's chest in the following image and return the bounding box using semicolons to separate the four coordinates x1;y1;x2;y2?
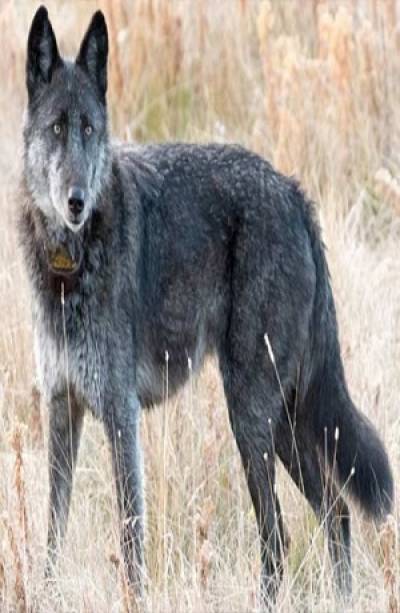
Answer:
34;303;107;417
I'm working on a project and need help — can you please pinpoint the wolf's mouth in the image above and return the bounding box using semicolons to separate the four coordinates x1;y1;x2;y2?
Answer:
65;217;85;234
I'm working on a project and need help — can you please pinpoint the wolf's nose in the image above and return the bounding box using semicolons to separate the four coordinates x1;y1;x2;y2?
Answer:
68;187;85;216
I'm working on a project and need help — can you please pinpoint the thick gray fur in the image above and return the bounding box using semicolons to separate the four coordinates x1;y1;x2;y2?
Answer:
19;6;393;607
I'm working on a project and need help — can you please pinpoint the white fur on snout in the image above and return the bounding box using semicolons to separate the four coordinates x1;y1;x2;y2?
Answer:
49;153;72;228
64;219;85;233
48;151;90;232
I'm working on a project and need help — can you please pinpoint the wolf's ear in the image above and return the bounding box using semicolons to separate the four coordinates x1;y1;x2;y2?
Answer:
26;6;61;100
76;11;108;101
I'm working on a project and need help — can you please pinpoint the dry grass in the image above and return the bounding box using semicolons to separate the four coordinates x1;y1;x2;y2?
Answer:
0;0;400;610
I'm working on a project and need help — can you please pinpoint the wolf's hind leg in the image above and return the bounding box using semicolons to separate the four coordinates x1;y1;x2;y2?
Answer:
46;392;84;577
105;397;144;598
220;370;287;608
275;414;351;597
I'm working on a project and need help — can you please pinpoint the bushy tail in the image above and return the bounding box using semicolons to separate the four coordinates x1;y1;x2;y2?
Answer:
299;190;393;520
310;364;393;520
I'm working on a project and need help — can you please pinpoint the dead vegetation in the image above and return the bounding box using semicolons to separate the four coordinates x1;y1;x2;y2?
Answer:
0;1;400;611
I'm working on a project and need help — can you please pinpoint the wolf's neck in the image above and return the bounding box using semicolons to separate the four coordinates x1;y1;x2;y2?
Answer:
45;216;84;255
20;193;112;302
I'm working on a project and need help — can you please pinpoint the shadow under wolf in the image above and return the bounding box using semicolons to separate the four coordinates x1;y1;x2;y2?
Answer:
19;5;393;608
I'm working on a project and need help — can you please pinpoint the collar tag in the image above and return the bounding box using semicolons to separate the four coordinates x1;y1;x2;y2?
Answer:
48;247;78;273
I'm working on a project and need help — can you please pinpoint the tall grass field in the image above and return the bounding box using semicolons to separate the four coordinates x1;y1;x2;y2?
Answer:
0;1;400;611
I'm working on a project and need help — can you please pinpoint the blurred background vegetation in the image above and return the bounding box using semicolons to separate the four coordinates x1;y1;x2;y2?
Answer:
0;2;400;611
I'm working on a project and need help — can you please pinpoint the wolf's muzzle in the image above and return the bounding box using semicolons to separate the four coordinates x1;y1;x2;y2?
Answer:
68;186;85;219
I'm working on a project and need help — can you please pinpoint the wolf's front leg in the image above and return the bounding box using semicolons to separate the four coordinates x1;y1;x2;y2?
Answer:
45;391;84;577
105;397;144;596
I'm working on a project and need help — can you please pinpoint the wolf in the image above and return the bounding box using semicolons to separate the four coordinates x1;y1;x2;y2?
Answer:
19;5;393;607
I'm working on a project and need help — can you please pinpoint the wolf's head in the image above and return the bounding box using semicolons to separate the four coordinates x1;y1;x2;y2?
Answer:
24;6;110;233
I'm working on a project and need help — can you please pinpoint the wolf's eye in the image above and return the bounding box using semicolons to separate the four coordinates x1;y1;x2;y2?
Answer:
84;125;93;137
53;123;61;136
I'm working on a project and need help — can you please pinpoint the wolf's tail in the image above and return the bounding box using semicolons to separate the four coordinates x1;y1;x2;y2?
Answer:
300;191;393;520
308;363;393;519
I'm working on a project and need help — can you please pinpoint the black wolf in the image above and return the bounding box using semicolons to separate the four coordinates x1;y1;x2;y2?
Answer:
19;5;393;606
